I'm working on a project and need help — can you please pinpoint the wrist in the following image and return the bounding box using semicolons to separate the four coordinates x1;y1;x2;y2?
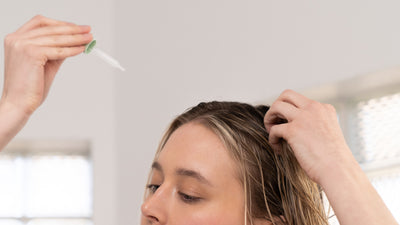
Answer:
0;97;34;119
316;147;362;188
317;149;398;225
0;98;31;150
0;100;32;119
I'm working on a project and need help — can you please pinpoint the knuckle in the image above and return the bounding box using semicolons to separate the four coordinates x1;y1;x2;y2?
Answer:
325;103;336;113
32;15;50;28
6;37;25;52
283;89;294;94
309;100;322;110
33;14;45;21
13;39;29;52
281;89;294;97
4;33;14;46
270;101;280;109
52;35;60;43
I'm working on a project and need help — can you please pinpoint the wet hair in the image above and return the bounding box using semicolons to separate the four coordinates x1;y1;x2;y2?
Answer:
153;101;329;225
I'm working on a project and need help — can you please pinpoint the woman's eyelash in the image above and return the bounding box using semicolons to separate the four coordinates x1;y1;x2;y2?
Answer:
146;184;202;204
146;184;160;194
178;191;201;203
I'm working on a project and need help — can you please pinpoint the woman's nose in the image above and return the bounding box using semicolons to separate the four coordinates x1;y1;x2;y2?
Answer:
141;187;168;224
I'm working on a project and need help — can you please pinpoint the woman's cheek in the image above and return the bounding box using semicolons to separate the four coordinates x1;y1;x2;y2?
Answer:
180;215;225;225
177;209;243;225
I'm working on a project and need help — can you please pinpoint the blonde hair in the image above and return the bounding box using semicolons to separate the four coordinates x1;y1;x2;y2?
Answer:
152;101;329;225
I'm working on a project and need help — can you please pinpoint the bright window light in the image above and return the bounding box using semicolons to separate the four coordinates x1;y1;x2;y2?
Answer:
0;220;23;225
354;92;400;163
0;157;24;217
370;170;400;222
25;156;92;217
27;219;92;225
0;141;92;225
349;91;400;223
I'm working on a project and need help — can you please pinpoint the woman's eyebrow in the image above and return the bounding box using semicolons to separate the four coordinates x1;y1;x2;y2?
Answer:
175;168;213;187
152;161;213;187
151;161;163;171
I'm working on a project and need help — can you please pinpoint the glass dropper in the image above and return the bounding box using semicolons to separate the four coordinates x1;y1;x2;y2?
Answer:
84;40;125;71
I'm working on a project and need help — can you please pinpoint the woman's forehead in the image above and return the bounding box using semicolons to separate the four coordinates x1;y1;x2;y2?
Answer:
156;122;241;187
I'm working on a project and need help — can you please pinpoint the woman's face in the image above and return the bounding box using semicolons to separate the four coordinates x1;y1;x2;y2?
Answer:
140;122;245;225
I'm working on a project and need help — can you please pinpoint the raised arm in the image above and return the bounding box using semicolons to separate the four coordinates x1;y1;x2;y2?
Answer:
264;89;398;225
0;15;92;150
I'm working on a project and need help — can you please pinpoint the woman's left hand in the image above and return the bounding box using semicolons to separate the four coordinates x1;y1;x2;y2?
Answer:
264;89;356;184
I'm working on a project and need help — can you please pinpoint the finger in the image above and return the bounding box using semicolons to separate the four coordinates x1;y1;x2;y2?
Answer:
264;100;298;132
277;89;311;108
21;25;91;40
16;15;73;33
268;123;290;152
27;33;93;47
43;46;86;60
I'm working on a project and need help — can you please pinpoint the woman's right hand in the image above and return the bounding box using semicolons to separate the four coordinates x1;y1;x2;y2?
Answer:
1;15;93;116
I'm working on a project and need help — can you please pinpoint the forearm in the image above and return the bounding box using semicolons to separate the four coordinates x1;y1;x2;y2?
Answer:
320;153;398;225
0;100;30;151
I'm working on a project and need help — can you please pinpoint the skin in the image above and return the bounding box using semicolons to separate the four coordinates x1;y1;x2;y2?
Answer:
140;122;247;225
264;89;398;225
1;15;398;225
0;15;92;150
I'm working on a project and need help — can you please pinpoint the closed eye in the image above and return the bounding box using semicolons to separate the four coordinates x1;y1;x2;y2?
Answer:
178;191;202;204
146;184;160;194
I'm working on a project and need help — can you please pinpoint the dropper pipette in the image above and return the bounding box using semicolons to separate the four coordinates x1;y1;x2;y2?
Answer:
84;40;125;71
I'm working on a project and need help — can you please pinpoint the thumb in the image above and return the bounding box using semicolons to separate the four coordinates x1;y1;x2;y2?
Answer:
42;59;65;102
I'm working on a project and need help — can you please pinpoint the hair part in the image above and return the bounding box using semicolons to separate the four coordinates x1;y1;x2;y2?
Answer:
153;101;329;225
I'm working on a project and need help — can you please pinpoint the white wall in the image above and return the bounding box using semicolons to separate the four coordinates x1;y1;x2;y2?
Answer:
114;1;400;224
0;1;117;225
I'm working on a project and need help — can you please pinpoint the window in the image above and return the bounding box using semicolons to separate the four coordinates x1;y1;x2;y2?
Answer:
348;92;400;222
299;68;400;224
0;140;92;225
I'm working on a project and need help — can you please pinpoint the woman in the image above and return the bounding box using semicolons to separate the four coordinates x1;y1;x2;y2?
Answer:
0;15;398;225
142;101;328;225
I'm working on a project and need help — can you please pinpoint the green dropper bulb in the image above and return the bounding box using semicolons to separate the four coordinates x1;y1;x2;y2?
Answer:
83;39;125;71
84;40;97;54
